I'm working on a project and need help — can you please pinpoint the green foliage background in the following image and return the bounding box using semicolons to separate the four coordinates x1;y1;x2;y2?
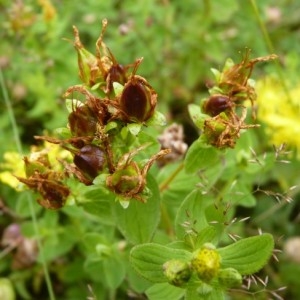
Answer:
1;0;300;299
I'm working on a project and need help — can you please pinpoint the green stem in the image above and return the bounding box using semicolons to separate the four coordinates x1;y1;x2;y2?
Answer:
249;0;292;102
159;162;184;192
0;68;56;300
159;162;184;236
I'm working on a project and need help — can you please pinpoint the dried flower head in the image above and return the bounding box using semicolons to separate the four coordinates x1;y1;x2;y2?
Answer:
157;123;188;166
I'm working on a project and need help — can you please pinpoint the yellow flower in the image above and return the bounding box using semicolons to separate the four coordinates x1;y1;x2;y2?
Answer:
38;0;57;22
0;152;25;190
0;142;71;191
256;77;300;153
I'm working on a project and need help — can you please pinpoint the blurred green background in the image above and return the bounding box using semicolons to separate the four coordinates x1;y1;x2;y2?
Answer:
1;0;300;299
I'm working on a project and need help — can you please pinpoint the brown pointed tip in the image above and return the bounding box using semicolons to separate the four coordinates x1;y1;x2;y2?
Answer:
72;25;83;49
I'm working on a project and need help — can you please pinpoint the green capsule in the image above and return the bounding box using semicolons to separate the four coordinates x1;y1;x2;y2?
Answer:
163;259;192;287
218;268;242;288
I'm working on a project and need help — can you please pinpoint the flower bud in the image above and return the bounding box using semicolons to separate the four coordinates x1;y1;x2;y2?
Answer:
163;259;192;286
191;244;220;282
218;268;242;288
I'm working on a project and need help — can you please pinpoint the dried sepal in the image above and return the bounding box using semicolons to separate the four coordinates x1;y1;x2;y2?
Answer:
16;171;70;210
72;25;102;87
217;49;278;110
203;108;259;148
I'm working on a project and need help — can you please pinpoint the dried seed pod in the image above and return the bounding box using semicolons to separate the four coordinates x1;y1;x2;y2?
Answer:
119;58;157;123
202;94;233;117
64;85;111;127
73;144;106;180
68;104;98;137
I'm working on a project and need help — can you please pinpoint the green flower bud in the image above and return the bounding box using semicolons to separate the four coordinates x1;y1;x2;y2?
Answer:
218;268;242;288
0;278;16;300
191;244;220;282
163;259;192;287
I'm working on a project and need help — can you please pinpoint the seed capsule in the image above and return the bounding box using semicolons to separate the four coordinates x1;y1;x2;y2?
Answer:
202;94;232;117
73;145;105;180
163;259;192;286
218;268;242;288
119;58;157;123
68;104;98;137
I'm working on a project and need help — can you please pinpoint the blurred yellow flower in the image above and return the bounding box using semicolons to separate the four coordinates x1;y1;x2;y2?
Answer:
38;0;57;22
0;142;71;191
256;77;300;153
0;152;25;190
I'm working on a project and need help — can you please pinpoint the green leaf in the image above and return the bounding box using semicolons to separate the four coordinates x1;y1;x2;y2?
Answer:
103;255;126;289
195;226;218;248
184;139;220;173
223;180;256;207
175;190;211;240
146;110;167;126
158;162;199;206
84;255;126;289
76;186;114;225
218;234;274;275
38;225;79;262
127;123;142;136
112;174;160;244
188;103;207;128
130;243;192;283
145;283;184;300
186;286;224;300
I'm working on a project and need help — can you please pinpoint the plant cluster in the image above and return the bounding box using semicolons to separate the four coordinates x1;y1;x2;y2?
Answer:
199;50;277;148
16;19;170;209
1;10;295;300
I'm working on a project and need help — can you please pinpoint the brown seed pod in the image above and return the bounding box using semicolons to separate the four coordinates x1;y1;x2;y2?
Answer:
73;144;106;180
68;104;98;137
118;58;157;123
202;94;233;117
